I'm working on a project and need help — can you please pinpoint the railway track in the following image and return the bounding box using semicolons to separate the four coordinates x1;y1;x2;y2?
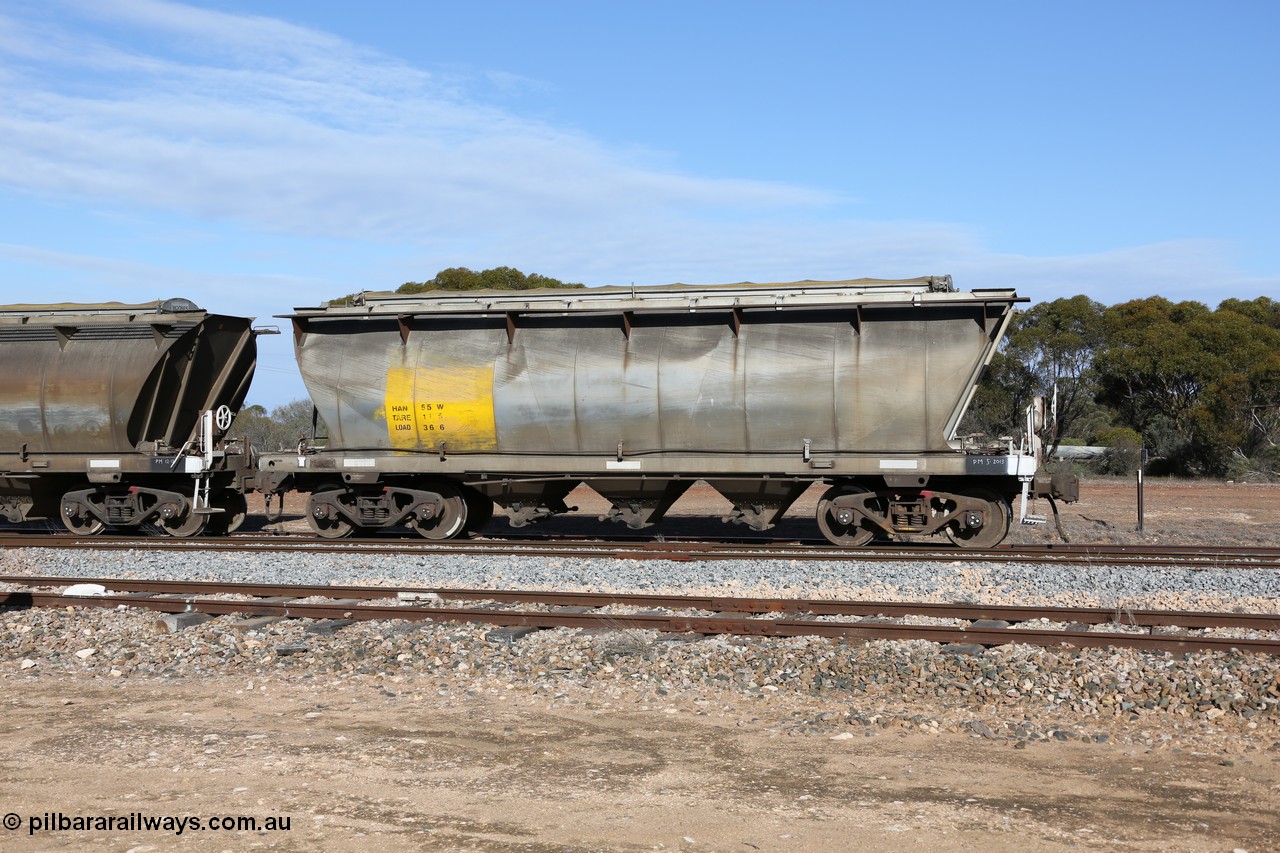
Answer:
2;531;1279;570
3;575;1278;656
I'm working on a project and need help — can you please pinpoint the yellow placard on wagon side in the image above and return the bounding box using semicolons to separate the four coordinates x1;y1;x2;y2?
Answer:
384;364;497;450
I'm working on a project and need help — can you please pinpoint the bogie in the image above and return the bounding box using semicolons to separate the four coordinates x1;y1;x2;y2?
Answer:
812;481;1016;548
299;479;471;540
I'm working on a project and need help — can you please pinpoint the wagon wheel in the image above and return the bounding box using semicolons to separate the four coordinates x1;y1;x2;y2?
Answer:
943;488;1010;549
461;486;494;537
204;490;248;536
159;503;207;538
413;479;468;540
815;484;877;547
59;499;105;536
306;489;355;539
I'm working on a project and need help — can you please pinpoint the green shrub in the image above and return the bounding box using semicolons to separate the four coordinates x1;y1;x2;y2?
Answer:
1093;427;1143;475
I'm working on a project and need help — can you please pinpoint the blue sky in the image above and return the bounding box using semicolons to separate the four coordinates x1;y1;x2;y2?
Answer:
1;0;1276;406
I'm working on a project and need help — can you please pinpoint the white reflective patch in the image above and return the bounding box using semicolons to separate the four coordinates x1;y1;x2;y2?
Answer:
879;459;919;470
343;458;377;468
606;460;642;470
88;459;121;469
1012;456;1038;476
183;457;205;473
63;583;108;597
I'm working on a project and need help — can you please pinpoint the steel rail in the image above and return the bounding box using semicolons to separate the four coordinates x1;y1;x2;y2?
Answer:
2;532;1280;569
2;574;1278;630
2;576;1277;656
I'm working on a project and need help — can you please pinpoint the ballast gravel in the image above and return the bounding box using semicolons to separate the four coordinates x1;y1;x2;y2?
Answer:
3;545;1279;754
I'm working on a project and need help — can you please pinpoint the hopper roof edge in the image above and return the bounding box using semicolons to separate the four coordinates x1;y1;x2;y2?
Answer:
0;299;211;322
284;275;1020;317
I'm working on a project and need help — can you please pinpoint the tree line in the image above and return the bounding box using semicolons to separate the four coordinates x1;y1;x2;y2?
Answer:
397;266;584;293
231;399;320;454
965;295;1280;479
329;266;584;303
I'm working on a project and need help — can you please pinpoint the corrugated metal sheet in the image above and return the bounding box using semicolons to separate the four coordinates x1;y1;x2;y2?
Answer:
290;279;1019;463
0;304;258;455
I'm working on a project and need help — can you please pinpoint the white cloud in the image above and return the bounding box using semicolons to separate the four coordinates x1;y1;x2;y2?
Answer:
0;0;834;243
0;240;305;299
477;219;1275;308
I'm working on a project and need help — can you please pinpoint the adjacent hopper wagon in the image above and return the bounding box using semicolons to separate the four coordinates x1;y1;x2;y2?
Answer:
0;299;260;535
260;276;1075;546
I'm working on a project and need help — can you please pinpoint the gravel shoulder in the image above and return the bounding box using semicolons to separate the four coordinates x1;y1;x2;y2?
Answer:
2;674;1277;853
1;477;1279;851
